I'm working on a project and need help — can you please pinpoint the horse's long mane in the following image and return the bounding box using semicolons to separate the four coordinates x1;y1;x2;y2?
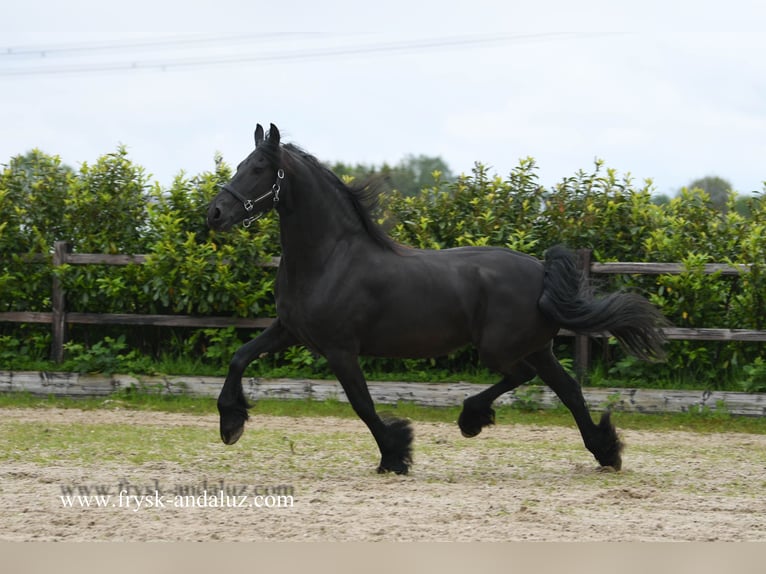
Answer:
282;143;401;253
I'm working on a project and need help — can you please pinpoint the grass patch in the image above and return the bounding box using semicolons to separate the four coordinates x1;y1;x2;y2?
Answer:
2;391;766;435
0;420;211;466
255;398;766;435
0;390;217;415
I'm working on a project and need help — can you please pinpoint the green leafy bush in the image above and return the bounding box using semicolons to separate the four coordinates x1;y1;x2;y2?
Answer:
741;358;766;393
1;147;764;389
63;335;153;375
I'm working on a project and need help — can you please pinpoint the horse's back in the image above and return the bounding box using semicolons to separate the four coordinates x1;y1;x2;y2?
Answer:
354;245;553;359
417;246;546;303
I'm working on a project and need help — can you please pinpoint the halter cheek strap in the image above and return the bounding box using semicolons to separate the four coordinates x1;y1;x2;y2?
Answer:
223;168;284;228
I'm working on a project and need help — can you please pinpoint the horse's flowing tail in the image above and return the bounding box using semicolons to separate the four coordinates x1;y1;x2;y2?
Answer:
538;245;668;361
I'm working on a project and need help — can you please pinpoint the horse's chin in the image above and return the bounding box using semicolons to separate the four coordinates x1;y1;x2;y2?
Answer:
206;217;235;232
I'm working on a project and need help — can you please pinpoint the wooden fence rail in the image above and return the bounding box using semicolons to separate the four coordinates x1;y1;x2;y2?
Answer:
1;241;279;362
1;242;763;377
571;249;762;379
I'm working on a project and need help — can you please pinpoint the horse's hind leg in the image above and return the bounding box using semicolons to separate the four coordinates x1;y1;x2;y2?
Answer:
325;350;413;475
458;361;536;438
527;346;623;470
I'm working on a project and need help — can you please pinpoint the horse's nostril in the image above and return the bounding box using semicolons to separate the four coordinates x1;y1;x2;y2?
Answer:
206;206;222;229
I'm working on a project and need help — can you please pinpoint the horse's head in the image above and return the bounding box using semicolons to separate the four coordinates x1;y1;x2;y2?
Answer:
207;123;283;231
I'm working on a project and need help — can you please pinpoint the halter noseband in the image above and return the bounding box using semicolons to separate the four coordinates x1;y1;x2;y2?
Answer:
223;168;285;228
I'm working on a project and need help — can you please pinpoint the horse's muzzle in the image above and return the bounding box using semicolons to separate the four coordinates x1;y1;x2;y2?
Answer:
206;201;231;231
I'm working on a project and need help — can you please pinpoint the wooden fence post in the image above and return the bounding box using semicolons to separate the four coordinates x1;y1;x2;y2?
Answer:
51;240;71;363
574;248;592;384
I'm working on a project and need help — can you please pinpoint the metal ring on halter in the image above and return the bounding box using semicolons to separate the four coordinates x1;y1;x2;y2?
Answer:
243;212;264;228
273;169;284;203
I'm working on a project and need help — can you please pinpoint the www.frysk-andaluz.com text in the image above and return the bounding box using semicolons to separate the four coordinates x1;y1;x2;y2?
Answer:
59;479;294;510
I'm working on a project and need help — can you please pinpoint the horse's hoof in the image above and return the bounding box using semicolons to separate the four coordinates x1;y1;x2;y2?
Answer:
220;422;245;445
458;405;495;438
377;462;409;475
376;417;413;475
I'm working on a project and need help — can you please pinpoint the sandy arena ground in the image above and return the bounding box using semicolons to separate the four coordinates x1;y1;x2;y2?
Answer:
1;407;765;541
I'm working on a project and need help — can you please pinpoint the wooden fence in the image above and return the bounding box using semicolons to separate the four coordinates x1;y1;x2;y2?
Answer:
573;249;763;379
1;241;277;362
1;241;764;377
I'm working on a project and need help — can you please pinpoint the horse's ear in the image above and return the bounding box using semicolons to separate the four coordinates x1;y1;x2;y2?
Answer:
268;124;280;146
254;124;265;147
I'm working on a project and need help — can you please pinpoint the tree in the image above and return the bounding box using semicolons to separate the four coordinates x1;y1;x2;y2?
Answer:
330;154;454;197
733;195;752;217
384;154;454;197
686;176;733;211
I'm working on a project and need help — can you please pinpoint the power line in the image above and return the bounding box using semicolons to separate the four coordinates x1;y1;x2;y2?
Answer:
0;32;621;77
2;32;324;58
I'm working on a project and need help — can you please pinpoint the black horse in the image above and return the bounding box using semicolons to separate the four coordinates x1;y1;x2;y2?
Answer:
206;124;666;474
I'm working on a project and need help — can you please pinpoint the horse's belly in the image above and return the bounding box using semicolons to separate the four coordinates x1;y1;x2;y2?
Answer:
358;309;472;358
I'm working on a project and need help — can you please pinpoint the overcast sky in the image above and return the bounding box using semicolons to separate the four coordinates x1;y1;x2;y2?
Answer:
2;0;764;197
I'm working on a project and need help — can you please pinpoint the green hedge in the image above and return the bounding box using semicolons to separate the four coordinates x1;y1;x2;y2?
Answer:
1;149;764;389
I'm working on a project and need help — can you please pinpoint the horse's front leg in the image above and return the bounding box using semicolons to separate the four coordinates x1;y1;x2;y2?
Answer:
217;319;296;445
326;350;413;474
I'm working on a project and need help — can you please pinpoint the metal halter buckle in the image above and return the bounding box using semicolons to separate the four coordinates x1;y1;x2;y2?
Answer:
222;168;285;227
272;169;284;204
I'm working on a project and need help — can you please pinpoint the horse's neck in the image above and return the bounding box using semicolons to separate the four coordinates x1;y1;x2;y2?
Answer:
277;179;365;270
